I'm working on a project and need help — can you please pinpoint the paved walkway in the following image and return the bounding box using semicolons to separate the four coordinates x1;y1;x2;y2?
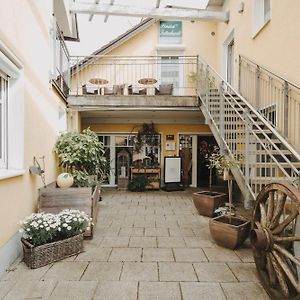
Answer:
0;189;270;299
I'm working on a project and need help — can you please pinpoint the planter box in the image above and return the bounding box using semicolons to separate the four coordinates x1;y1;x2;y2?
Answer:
38;183;100;237
209;216;250;249
193;191;227;217
22;234;83;269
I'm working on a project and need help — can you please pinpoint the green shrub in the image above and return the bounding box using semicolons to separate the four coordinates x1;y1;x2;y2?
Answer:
128;175;150;192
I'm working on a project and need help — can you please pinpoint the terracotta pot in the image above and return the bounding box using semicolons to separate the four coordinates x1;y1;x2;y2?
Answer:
209;215;251;249
193;191;227;217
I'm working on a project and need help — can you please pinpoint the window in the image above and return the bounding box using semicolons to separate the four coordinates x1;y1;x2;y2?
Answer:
0;42;25;179
0;72;8;168
159;21;182;44
253;0;271;37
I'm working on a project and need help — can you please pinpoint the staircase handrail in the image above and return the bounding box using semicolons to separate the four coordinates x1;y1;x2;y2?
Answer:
197;56;300;163
240;55;300;90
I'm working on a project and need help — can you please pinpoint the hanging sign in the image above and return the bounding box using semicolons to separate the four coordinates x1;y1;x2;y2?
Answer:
160;21;182;38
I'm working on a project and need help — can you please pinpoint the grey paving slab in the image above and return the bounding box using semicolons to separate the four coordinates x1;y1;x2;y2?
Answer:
157;237;186;248
48;280;98;300
109;247;142;262
120;262;158;281
1;262;51;281
144;228;169;237
42;262;88;281
169;228;195;237
228;262;260;282
221;282;270;300
181;282;226;300
142;248;174;262
159;262;198;281
184;237;216;248
193;263;237;282
81;262;123;281
0;281;16;299
173;248;208;262
75;246;112;262
3;280;56;300
129;237;157;248
203;246;242;262
138;282;181;300
93;281;138;300
100;237;130;247
234;247;255;262
119;227;144;237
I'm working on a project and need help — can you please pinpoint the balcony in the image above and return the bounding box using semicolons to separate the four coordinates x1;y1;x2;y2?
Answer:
67;55;199;110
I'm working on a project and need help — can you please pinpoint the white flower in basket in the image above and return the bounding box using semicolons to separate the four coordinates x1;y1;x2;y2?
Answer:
19;210;91;268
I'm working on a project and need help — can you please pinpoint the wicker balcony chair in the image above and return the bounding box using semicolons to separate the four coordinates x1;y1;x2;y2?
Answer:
155;83;173;95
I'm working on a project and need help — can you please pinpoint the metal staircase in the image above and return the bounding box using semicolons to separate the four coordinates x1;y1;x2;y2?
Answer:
196;58;300;209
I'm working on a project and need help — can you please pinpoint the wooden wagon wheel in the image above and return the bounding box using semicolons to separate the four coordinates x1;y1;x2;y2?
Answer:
251;183;300;299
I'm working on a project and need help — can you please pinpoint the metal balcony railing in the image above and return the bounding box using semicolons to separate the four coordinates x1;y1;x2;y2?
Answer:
51;20;70;98
69;55;198;97
239;55;300;151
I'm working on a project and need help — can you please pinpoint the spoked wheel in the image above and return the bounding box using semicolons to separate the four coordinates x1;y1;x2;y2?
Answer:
251;183;300;299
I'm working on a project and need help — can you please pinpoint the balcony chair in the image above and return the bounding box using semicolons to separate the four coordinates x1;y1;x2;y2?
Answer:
82;84;98;95
104;84;125;95
128;85;147;95
155;84;173;95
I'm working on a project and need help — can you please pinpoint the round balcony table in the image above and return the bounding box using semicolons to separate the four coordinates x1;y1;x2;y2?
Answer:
88;78;109;95
138;78;157;95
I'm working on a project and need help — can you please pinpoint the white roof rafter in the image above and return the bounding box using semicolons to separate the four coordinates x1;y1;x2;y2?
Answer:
88;0;100;22
104;0;115;23
70;2;229;22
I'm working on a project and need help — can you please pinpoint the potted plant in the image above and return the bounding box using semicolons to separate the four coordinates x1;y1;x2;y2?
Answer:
207;152;251;249
19;209;90;268
54;128;106;187
38;128;106;238
128;175;150;192
192;145;227;217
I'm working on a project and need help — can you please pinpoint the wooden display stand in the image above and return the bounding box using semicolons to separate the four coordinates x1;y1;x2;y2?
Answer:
38;183;100;238
131;168;160;190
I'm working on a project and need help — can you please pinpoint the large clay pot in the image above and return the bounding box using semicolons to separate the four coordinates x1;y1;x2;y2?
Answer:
209;215;250;249
193;191;227;217
56;173;74;189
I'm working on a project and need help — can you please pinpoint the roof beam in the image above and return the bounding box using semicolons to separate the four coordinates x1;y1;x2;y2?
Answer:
156;0;161;8
70;3;229;22
104;0;115;23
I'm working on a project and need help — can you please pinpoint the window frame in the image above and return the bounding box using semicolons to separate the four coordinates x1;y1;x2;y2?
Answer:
0;72;8;169
252;0;271;38
0;41;25;180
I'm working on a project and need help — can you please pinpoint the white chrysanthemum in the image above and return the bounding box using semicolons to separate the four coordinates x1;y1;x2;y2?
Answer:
62;223;68;228
67;226;72;230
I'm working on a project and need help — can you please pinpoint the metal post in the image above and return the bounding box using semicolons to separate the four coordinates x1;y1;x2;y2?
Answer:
255;65;260;108
196;55;200;96
244;108;251;209
76;57;79;96
205;65;209;107
219;81;225;154
283;81;289;138
238;55;241;93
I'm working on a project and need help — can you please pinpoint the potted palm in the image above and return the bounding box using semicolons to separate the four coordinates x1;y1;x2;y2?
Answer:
208;152;250;249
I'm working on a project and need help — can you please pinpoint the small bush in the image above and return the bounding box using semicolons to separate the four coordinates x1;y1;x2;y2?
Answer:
128;175;150;192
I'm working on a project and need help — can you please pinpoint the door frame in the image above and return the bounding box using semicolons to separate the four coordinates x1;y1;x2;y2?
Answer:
177;132;213;188
222;29;235;85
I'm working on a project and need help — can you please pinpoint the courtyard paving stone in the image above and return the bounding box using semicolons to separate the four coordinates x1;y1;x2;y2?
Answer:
180;282;226;300
48;280;98;300
142;248;174;262
81;262;123;281
93;281;138;300
0;189;270;299
138;282;181;300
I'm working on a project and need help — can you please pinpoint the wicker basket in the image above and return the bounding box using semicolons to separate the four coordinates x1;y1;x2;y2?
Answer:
22;233;84;269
